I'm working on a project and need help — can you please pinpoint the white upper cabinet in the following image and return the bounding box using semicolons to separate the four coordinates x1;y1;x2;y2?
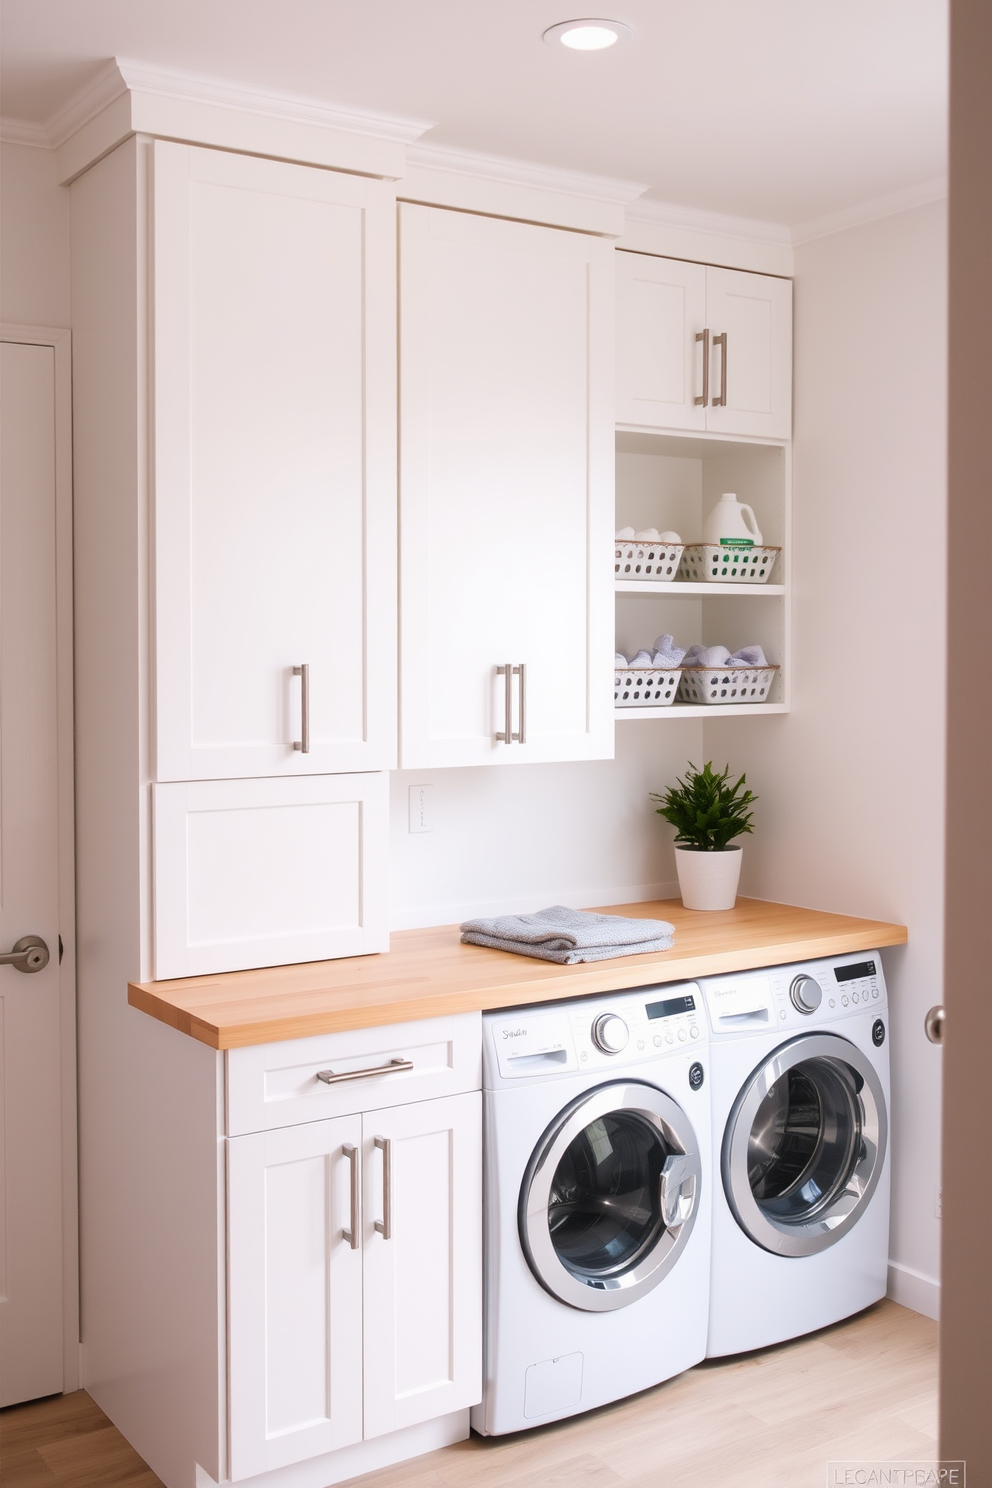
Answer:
152;142;397;782
616;251;792;440
399;204;615;768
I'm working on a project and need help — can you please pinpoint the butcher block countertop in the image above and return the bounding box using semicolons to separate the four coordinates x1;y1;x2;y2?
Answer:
128;898;907;1051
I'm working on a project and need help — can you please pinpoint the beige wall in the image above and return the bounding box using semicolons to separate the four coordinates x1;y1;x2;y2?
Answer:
709;198;949;1317
1;142;70;327
941;0;992;1471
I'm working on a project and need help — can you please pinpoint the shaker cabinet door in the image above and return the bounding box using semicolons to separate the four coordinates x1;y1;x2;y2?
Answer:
362;1092;483;1439
228;1116;365;1481
703;266;792;439
399;204;614;768
615;251;707;430
152;141;396;782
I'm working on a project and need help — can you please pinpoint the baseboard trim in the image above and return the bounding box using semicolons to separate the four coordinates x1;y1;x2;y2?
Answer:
887;1260;940;1321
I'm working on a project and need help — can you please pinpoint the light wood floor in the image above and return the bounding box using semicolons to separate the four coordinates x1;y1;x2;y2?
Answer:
0;1300;936;1488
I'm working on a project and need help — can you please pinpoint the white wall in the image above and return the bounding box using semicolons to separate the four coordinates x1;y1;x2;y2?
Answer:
708;199;948;1317
1;142;70;327
390;720;705;929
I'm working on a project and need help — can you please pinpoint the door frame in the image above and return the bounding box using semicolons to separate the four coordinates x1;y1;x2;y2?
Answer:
1;323;79;1392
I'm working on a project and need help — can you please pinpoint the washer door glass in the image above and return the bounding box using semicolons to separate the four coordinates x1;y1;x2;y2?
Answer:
723;1033;887;1257
520;1081;701;1313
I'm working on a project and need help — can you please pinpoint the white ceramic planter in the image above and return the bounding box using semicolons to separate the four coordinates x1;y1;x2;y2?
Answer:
674;845;743;911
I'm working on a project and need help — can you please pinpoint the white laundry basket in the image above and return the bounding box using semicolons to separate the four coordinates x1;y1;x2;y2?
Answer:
615;667;681;708
615;540;684;582
678;544;780;584
677;665;779;705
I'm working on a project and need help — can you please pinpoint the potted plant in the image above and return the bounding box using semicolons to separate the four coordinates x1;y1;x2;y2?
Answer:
651;761;757;911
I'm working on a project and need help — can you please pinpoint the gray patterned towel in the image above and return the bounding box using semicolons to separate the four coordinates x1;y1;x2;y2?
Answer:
459;904;675;964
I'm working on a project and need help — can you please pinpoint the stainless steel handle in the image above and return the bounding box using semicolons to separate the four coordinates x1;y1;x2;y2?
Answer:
293;663;310;753
660;1153;694;1228
374;1135;392;1239
925;1005;945;1046
496;664;526;743
341;1142;360;1249
712;331;728;407
0;936;50;974
316;1056;414;1086
694;328;710;406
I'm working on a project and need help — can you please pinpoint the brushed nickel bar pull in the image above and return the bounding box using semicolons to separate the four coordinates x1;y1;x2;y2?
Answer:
341;1142;360;1249
694;328;710;406
316;1056;414;1086
0;935;50;973
712;332;728;407
293;663;310;753
496;663;514;742
374;1135;392;1240
516;663;526;744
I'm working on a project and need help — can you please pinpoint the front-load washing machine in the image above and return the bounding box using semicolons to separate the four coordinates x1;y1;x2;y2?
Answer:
700;953;890;1358
472;985;710;1436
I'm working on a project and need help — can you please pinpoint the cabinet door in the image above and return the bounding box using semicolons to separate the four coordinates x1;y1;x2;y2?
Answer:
152;141;396;782
704;267;792;439
615;250;707;429
228;1116;364;1481
152;772;388;978
362;1091;482;1438
399;204;614;767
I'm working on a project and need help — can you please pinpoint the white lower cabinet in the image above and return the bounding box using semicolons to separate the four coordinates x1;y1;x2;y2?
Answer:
227;1089;482;1482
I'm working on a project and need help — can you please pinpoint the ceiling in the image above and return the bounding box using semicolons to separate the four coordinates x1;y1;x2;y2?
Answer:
0;0;948;230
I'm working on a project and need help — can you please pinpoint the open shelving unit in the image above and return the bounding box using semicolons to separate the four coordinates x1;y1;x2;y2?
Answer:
614;429;791;723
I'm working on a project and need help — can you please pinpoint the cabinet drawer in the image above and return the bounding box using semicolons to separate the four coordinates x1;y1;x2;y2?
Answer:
152;772;388;979
226;1011;482;1135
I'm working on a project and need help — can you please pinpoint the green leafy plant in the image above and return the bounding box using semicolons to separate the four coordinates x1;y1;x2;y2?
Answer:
651;761;757;852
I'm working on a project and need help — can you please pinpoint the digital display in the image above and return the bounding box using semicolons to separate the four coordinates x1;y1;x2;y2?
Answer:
646;994;696;1019
834;960;877;983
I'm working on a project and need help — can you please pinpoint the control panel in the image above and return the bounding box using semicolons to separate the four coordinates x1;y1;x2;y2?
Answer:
488;983;705;1080
700;954;886;1036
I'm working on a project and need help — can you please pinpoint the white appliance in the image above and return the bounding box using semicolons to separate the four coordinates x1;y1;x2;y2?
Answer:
701;954;890;1358
472;986;711;1436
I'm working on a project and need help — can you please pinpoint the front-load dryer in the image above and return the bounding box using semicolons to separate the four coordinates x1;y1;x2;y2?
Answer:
700;954;890;1358
472;985;711;1436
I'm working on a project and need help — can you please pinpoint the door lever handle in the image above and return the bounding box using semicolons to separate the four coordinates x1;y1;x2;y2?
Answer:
0;936;50;973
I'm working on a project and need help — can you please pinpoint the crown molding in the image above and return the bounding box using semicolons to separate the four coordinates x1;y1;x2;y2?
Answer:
47;57;435;183
790;177;948;245
625;194;792;247
0;117;50;148
406;140;647;207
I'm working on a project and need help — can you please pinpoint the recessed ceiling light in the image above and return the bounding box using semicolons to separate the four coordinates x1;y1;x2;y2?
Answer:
543;19;632;51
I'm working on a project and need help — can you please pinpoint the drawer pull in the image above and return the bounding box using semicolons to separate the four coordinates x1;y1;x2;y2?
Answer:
341;1142;360;1249
374;1135;392;1240
315;1056;414;1086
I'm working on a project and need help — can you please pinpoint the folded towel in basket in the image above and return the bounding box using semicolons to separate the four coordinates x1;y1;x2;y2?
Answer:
460;904;675;964
682;643;768;669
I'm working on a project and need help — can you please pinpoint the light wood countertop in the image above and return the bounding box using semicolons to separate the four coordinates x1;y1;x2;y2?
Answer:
128;898;907;1051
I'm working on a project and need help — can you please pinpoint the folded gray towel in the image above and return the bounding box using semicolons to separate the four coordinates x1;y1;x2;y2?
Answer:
459;904;675;964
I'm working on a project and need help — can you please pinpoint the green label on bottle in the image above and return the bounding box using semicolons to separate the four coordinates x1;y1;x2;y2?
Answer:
719;537;755;549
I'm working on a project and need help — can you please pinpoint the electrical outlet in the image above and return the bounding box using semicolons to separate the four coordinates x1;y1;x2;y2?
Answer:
408;784;433;834
935;1186;942;1220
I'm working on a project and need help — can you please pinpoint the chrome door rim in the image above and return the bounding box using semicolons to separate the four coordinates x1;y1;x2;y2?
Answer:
519;1080;701;1313
723;1033;887;1258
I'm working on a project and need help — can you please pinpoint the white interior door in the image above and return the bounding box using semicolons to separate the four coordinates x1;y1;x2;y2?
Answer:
399;204;614;768
0;333;76;1405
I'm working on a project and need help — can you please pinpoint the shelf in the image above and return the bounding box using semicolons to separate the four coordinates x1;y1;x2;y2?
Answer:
615;581;785;597
616;703;789;721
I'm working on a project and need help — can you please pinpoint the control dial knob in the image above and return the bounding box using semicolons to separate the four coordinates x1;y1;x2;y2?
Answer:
592;1013;629;1054
790;975;823;1014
